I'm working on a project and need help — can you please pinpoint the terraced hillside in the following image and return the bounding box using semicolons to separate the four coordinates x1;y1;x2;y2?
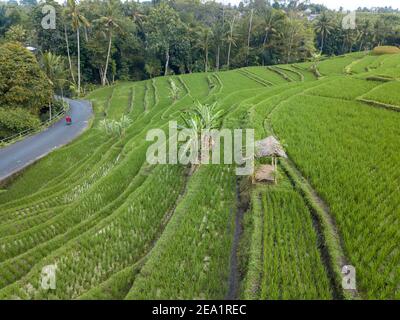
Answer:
0;52;399;300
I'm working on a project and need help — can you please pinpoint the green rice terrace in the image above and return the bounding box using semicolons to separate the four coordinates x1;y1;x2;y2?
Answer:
0;52;399;300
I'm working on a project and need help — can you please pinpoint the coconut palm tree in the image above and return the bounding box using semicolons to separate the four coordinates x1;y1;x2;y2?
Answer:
357;19;372;51
259;9;284;65
42;52;65;88
315;12;335;53
129;4;145;33
62;19;75;85
246;8;254;66
226;14;237;70
212;7;225;71
65;0;90;95
372;20;385;47
41;52;67;120
262;10;277;47
94;0;123;86
196;27;213;72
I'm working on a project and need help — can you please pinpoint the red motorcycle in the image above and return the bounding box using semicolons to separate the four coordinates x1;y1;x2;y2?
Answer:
66;116;72;125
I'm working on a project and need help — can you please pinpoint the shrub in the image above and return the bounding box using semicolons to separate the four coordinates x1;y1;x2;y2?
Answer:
99;115;132;137
0;107;41;139
372;46;400;55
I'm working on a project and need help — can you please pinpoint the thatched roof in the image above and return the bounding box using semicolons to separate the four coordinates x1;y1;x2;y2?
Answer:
255;136;287;158
255;164;275;183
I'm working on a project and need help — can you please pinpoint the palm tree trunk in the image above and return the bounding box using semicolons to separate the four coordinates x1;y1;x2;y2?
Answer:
287;24;295;64
227;15;236;70
262;31;269;66
341;34;347;54
84;26;88;42
359;39;364;51
287;35;293;64
64;24;75;84
246;9;254;66
164;46;170;76
103;31;113;86
263;13;273;47
77;27;81;95
216;45;220;71
263;30;269;47
227;41;232;69
205;44;208;73
320;32;325;52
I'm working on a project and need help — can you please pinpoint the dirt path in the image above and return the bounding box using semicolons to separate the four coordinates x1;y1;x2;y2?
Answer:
226;178;247;300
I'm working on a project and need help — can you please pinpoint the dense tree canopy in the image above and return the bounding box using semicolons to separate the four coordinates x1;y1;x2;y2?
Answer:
144;2;186;76
0;42;53;138
0;0;399;91
0;41;53;113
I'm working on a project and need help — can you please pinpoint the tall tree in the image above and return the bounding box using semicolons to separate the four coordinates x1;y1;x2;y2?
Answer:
258;8;284;65
196;27;213;72
246;8;254;66
226;13;237;69
65;0;90;95
41;52;66;119
262;9;278;47
315;11;334;53
41;51;66;95
358;19;372;51
144;3;183;76
275;11;315;64
62;14;75;85
212;6;225;71
372;19;385;47
94;0;123;86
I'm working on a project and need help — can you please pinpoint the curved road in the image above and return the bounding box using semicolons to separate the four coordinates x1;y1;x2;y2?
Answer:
0;99;92;182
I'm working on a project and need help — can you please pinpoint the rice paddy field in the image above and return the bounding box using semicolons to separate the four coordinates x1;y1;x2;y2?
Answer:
0;51;399;300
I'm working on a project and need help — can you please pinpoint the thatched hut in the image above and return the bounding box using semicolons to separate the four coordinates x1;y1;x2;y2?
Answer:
255;136;287;158
254;136;287;184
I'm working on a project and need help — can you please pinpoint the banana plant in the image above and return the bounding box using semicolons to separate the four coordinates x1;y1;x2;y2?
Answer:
178;102;224;170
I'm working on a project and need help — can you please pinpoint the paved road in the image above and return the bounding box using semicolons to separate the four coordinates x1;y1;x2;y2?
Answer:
0;99;92;182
